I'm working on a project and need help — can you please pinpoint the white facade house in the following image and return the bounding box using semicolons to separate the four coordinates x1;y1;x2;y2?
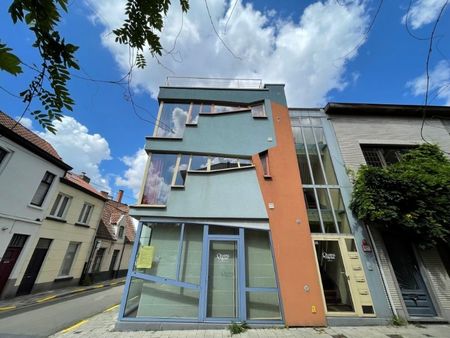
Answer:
0;112;71;299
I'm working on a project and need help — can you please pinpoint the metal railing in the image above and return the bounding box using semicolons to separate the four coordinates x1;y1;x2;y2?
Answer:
165;76;263;89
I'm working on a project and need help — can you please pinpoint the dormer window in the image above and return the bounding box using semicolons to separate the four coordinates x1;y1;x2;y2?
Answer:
118;226;125;239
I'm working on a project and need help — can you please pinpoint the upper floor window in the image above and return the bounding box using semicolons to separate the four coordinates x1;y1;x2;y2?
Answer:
118;225;125;239
259;151;270;177
49;193;71;219
78;203;94;225
31;171;56;207
141;153;254;205
154;101;256;138
361;145;414;168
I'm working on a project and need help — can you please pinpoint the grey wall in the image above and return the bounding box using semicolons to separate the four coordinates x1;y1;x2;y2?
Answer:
330;115;450;172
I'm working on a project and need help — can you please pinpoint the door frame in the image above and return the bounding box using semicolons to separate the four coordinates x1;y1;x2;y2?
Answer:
312;234;371;317
199;227;245;322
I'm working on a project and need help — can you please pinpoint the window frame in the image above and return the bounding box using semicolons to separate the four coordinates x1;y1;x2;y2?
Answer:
259;151;271;178
0;146;12;175
361;144;415;168
77;202;94;225
118;225;125;239
30;171;56;207
58;241;80;277
49;193;72;220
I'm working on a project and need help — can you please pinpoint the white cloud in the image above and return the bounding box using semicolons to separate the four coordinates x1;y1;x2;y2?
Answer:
402;0;448;30
115;148;147;198
85;0;369;106
16;116;33;129
38;116;112;190
406;60;450;105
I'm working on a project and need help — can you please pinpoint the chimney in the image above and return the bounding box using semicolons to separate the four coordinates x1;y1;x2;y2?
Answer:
100;191;110;199
80;171;90;183
116;190;124;203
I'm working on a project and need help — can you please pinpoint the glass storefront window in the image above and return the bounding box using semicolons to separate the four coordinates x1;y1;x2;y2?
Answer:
246;292;281;320
124;278;199;318
180;224;203;285
245;229;277;288
141;153;177;205
135;223;181;280
155;103;190;138
314;240;354;312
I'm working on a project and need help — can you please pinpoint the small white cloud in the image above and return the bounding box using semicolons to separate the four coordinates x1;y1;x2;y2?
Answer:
406;60;450;105
84;0;369;106
115;148;147;198
402;0;448;30
16;116;33;129
38;116;112;190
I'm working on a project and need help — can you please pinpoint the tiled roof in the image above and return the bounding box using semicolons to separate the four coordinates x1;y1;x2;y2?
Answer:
0;111;62;160
97;199;135;243
63;172;106;200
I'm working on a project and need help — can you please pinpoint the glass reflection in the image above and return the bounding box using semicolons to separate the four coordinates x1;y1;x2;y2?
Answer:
142;154;177;205
155;103;189;138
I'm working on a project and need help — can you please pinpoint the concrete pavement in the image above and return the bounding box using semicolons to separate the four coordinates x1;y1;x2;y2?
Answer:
51;308;450;338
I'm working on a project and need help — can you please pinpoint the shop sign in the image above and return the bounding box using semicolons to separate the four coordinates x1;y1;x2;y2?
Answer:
322;252;336;262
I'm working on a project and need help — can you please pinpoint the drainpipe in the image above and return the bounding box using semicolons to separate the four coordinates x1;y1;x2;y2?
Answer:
366;225;398;316
81;237;99;285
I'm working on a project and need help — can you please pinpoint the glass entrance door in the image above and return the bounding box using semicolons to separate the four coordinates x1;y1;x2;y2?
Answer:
206;239;239;320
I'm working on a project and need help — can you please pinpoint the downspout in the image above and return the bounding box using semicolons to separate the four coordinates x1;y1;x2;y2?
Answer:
366;225;398;316
81;236;98;285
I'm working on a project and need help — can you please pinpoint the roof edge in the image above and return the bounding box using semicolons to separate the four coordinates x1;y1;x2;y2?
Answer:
60;177;108;201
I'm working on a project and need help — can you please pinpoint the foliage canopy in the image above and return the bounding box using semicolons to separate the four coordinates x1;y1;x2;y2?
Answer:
1;0;189;133
350;144;450;248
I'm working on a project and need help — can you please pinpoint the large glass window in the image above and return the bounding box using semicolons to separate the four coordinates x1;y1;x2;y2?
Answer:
291;110;352;235
246;292;281;320
361;145;415;168
124;278;200;318
245;230;276;288
141;153;177;205
155;103;189;137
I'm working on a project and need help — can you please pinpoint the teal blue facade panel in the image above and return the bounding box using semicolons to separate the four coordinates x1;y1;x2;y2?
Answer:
130;168;268;220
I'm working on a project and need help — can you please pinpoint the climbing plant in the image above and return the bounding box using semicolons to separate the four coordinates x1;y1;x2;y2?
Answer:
350;144;450;248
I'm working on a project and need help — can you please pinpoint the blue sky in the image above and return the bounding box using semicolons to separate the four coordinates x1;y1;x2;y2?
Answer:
1;0;449;205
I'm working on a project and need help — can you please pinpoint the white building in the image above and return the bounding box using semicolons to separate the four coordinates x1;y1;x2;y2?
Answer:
0;112;71;299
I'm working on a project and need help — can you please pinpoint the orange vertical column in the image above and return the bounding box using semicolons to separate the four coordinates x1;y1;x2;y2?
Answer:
253;102;326;327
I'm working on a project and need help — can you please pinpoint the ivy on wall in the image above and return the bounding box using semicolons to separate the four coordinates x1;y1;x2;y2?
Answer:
350;144;450;248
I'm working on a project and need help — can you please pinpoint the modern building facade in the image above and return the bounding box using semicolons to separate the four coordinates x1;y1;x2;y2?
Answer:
0;111;72;299
326;103;450;322
117;83;394;329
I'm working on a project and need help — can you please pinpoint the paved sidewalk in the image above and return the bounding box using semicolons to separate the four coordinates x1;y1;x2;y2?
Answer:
0;277;125;316
52;308;450;338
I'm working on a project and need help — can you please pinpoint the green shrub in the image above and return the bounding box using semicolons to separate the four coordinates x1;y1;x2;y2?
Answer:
228;321;249;335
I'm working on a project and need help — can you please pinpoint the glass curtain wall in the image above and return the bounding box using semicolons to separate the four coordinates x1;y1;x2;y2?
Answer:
290;110;350;234
122;223;281;322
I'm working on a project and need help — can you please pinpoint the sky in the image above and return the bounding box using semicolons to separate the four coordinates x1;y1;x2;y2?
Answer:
0;0;449;205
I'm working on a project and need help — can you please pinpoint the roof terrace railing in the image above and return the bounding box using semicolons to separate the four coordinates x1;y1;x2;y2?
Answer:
165;76;263;89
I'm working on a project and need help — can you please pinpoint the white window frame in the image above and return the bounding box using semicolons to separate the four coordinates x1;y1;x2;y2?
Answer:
0;146;13;175
78;202;94;225
49;193;72;220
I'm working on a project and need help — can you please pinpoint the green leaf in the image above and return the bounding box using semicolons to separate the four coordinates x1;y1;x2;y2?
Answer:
0;44;22;75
